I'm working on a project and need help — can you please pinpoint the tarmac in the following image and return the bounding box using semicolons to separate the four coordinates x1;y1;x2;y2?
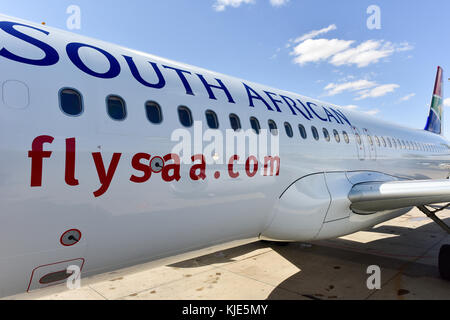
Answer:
5;207;450;300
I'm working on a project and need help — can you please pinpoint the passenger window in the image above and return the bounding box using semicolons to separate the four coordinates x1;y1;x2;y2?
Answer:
250;117;261;134
229;114;241;131
333;130;340;143
299;124;307;139
343;131;350;144
60;88;83;116
355;133;362;145
205;110;219;129
311;126;319;141
367;135;373;146
391;138;396;149
323;128;330;142
268;120;278;136
145;101;163;124
178;106;193;127
375;136;380;147
107;95;127;121
381;137;386;147
285;122;293;138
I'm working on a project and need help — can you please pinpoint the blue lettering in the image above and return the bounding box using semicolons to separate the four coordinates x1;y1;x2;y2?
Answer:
163;65;194;95
280;95;311;120
296;99;313;118
264;91;283;112
243;83;274;111
307;102;328;122
123;55;165;89
197;74;235;103
66;43;120;79
323;107;342;124
330;108;352;126
0;21;59;66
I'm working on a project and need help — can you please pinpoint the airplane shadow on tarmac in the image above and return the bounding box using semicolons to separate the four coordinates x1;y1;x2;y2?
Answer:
169;214;450;300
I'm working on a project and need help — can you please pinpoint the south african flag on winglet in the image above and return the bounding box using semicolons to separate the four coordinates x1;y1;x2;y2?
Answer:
425;66;444;135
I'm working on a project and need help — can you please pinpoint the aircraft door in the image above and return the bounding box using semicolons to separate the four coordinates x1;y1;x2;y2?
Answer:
352;126;366;160
363;128;377;160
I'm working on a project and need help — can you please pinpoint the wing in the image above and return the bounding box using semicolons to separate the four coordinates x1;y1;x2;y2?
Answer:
349;179;450;214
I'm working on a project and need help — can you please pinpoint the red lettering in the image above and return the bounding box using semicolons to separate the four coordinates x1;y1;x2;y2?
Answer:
263;156;280;176
28;135;54;187
228;155;239;178
189;154;206;181
65;138;79;186
162;154;181;182
92;152;122;197
245;156;258;178
130;153;152;183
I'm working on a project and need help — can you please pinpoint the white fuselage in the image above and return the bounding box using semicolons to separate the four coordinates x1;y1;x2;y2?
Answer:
0;14;449;297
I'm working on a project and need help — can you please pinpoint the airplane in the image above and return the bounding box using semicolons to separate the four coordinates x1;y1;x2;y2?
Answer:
0;13;449;298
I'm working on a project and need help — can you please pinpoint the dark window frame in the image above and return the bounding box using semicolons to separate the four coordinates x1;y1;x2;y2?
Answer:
343;131;350;144
145;101;163;124
106;94;127;121
250;117;261;135
311;126;319;141
268;119;278;136
284;122;293;138
229;113;241;131
59;87;84;117
299;124;307;139
323;128;330;142
205;109;220;129
178;105;193;128
333;129;340;143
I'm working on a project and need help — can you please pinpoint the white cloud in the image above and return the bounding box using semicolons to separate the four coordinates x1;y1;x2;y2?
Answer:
444;98;450;107
355;84;400;100
213;0;255;11
324;80;376;96
399;93;416;101
213;0;289;11
325;79;399;100
339;104;360;110
330;40;396;68
289;25;414;68
270;0;289;7
294;24;337;43
364;109;380;116
290;38;354;65
337;104;379;116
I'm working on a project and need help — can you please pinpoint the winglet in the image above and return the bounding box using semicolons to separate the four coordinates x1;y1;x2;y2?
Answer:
424;66;444;135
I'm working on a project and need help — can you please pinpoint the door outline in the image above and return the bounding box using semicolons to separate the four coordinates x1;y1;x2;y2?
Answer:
363;128;377;160
352;126;366;160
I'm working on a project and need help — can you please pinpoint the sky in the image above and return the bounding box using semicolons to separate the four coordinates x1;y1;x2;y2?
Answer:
1;0;450;135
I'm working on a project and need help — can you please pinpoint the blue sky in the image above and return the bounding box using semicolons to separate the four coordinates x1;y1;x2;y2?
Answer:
2;0;450;135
